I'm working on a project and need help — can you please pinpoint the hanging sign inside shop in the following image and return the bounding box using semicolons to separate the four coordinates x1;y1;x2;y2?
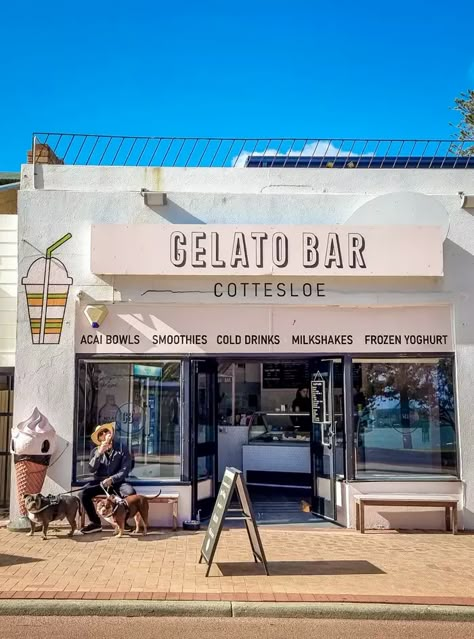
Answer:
311;374;326;423
199;467;269;577
91;224;444;276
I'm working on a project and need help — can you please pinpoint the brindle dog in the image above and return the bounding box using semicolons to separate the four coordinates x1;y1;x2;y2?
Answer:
24;493;81;540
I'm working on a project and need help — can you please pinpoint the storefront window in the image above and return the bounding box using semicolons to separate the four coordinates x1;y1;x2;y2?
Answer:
75;360;182;482
353;358;457;478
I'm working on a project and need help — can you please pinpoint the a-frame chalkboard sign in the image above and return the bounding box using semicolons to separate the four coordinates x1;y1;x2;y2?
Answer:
199;467;269;577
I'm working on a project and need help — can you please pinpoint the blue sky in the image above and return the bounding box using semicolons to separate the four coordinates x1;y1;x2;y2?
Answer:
1;0;473;170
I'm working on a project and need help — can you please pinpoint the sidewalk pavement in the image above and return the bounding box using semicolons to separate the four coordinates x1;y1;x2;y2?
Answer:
0;523;474;608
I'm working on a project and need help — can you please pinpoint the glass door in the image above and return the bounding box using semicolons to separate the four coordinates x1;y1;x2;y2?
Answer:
310;358;344;521
191;359;218;519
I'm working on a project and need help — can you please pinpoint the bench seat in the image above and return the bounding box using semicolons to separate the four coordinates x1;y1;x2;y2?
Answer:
80;492;179;531
145;493;179;531
354;494;459;534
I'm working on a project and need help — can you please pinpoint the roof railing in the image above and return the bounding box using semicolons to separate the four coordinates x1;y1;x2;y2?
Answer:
31;134;474;169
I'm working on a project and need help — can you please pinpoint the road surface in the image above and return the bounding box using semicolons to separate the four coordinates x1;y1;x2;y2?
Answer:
2;616;474;639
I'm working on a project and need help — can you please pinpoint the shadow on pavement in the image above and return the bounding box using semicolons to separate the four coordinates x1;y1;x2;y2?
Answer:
0;554;43;567
216;560;384;576
68;529;198;543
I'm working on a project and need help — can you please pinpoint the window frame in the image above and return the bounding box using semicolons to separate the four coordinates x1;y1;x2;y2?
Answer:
73;355;190;486
347;353;459;482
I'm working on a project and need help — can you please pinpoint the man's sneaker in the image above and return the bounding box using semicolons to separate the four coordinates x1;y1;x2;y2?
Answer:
80;523;102;534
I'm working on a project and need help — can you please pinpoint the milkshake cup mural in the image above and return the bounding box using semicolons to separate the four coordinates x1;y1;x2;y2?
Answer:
22;234;73;344
10;408;57;516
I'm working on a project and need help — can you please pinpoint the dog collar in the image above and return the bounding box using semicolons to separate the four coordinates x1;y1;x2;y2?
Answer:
112;498;128;515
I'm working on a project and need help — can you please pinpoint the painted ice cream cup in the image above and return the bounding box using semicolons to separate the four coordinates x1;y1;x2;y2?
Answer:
22;256;72;344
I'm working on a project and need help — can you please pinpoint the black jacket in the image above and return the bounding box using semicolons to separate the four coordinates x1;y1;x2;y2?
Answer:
88;444;132;484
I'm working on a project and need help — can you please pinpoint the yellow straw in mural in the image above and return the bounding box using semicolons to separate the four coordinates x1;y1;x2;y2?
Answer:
21;234;73;345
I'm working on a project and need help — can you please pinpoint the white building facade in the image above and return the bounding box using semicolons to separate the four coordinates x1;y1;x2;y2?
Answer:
9;144;474;531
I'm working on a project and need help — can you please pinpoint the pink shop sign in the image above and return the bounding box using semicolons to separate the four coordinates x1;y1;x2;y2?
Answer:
90;224;444;277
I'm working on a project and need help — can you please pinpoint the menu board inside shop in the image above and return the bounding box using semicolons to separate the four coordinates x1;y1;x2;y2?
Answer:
262;361;310;389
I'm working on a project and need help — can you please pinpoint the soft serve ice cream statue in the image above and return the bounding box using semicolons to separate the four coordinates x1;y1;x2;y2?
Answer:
11;408;57;458
11;408;57;517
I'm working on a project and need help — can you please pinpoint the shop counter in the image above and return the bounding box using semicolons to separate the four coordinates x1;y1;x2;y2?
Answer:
242;441;311;479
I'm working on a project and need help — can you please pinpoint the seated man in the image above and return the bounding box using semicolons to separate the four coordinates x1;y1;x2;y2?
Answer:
80;422;135;534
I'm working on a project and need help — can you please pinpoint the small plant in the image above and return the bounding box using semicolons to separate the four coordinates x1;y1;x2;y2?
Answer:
451;89;474;156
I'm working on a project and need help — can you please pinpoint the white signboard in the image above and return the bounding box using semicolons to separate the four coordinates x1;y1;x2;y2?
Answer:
76;304;453;354
311;378;326;423
91;224;444;277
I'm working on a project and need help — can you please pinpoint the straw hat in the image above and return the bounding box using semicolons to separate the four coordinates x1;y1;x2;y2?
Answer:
91;422;116;447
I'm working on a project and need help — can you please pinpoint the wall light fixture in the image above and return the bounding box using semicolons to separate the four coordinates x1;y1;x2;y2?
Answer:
459;192;474;209
83;304;108;329
141;189;167;206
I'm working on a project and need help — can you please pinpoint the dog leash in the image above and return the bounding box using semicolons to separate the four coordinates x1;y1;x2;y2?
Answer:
57;483;113;497
58;487;84;496
30;485;106;502
27;504;55;514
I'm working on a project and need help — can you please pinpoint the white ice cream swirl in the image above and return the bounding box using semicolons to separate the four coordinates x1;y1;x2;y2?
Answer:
11;408;57;456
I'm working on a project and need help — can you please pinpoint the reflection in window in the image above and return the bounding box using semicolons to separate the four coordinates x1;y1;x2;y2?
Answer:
217;362;261;426
75;360;181;481
353;358;457;478
197;455;213;480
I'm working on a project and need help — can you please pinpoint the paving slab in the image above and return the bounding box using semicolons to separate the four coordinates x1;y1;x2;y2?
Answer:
0;525;473;608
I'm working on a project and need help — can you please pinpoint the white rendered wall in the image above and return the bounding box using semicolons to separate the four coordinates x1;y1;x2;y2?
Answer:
11;164;474;529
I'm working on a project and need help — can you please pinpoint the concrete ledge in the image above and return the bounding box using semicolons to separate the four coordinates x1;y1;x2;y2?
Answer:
1;599;474;621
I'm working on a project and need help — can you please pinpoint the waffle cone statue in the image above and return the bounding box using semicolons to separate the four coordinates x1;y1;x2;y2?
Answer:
11;408;57;516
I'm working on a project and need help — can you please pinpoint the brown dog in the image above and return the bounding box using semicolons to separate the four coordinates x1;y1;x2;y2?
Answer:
95;492;161;537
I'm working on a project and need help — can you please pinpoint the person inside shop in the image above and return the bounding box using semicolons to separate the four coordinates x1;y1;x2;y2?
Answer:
291;387;311;431
353;384;368;454
353;384;366;413
292;387;311;413
80;422;135;534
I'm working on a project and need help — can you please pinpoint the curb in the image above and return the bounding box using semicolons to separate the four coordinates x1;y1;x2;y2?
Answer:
0;600;231;617
232;602;474;621
0;599;474;621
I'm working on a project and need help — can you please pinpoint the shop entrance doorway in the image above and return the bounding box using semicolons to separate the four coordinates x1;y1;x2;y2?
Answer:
191;359;219;520
0;370;14;510
310;359;345;521
212;357;344;526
